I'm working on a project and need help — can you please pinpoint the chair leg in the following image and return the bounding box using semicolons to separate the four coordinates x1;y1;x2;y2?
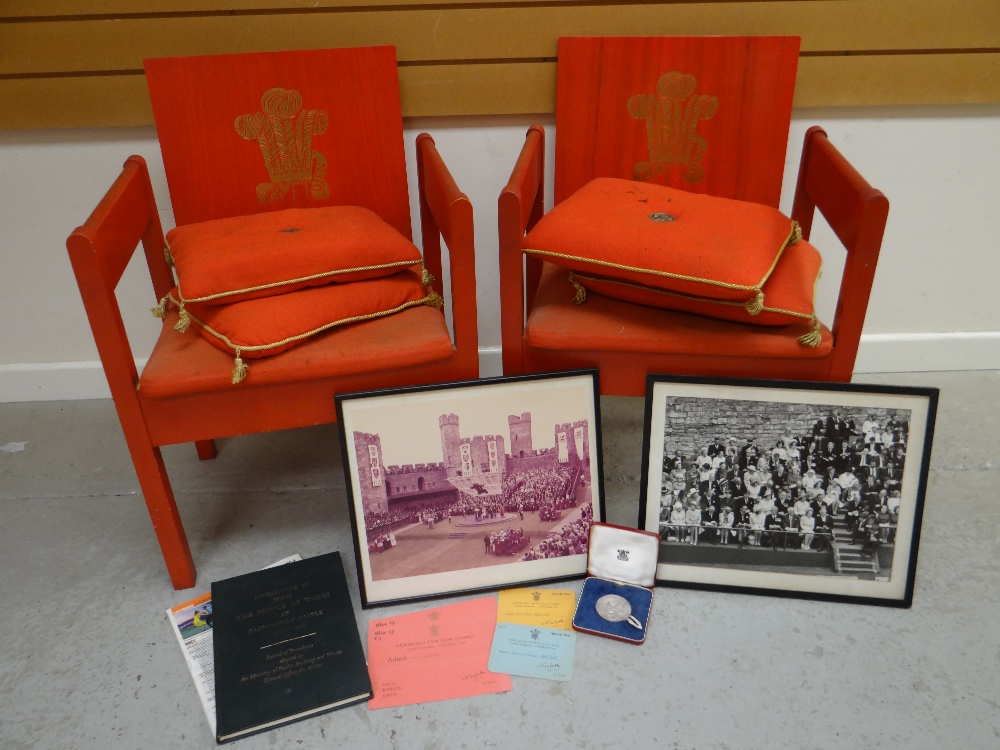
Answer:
195;439;218;461
129;441;197;589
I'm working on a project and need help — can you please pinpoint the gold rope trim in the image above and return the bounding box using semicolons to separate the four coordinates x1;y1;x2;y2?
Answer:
175;258;422;307
569;270;825;348
525;219;801;306
165;291;442;383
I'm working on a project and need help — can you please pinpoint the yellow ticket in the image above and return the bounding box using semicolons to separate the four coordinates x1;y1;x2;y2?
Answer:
497;588;576;630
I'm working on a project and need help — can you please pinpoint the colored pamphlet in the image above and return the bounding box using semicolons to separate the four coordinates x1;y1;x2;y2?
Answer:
496;588;576;629
367;596;512;709
488;621;576;681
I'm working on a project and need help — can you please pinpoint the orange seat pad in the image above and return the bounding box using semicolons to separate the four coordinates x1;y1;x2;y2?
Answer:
140;305;455;398
525;263;832;358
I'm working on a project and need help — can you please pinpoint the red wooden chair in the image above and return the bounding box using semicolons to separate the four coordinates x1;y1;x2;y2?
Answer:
499;37;889;395
66;47;478;589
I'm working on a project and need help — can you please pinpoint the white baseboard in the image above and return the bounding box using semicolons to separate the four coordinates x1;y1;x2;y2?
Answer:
853;332;1000;373
1;334;996;403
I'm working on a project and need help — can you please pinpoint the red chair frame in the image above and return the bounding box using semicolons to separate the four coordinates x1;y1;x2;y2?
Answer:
67;132;477;589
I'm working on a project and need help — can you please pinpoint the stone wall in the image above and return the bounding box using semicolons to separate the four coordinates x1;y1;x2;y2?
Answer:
661;397;911;458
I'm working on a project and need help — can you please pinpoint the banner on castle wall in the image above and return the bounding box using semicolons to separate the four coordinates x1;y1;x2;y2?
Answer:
557;431;568;463
488;440;499;473
460;443;474;476
574;426;585;460
368;444;382;487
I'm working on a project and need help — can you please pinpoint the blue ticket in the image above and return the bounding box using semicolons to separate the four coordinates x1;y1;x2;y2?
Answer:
488;622;576;681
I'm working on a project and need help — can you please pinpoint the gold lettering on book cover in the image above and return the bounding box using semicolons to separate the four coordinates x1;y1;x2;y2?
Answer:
628;72;718;184
235;87;330;205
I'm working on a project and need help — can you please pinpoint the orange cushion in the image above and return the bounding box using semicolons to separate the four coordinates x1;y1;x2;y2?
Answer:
569;238;822;327
522;178;800;305
139;304;455;399
164;269;439;383
526;263;832;358
166;206;423;305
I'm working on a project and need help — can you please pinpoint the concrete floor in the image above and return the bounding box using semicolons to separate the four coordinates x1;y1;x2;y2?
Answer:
1;371;997;749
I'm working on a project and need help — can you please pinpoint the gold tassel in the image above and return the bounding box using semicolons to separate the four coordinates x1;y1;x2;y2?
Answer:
798;318;822;348
231;349;248;384
421;265;436;287
790;220;802;244
163;241;174;268
150;296;168;319
569;274;587;305
745;290;764;316
425;291;445;309
173;305;191;333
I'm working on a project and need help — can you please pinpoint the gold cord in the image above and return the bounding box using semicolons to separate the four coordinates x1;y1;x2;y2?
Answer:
174;259;421;307
165;291;442;382
568;269;824;348
525;220;800;308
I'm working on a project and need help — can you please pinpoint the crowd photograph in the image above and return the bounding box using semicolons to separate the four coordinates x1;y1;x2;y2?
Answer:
338;373;603;603
654;396;912;581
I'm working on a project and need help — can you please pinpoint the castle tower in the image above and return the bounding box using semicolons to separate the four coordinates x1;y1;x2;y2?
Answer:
352;432;388;514
439;413;462;476
508;412;533;458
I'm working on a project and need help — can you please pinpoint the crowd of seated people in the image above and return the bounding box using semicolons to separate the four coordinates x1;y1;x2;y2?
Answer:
501;467;579;511
521;505;594;560
659;409;907;555
485;527;529;556
364;506;421;535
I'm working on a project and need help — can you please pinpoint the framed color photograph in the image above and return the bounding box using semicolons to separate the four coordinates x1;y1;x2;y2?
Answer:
337;371;604;607
638;375;937;607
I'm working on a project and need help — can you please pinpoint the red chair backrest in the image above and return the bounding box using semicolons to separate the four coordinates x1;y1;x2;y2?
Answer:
144;47;412;238
554;36;800;208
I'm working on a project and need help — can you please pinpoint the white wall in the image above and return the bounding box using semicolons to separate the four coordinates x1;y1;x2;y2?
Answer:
1;105;998;402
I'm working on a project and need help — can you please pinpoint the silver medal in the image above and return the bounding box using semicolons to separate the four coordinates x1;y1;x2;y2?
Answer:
595;594;643;629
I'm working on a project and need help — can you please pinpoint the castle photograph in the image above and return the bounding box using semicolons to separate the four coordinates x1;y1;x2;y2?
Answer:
338;375;601;602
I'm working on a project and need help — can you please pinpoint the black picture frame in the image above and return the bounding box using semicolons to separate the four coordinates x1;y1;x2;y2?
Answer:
336;370;605;607
638;374;937;608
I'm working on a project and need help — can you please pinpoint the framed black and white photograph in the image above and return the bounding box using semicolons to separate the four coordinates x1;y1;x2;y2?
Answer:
337;371;604;607
638;375;937;607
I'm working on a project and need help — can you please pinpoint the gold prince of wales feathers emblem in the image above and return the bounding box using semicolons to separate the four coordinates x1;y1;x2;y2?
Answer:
628;72;718;184
235;87;330;205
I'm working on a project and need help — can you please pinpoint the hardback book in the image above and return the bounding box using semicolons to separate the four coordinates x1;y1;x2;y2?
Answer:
211;551;372;743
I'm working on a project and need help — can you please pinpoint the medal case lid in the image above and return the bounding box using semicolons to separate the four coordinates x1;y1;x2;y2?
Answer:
586;521;660;587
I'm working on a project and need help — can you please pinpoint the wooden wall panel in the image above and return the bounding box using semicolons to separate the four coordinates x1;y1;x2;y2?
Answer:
1;0;997;129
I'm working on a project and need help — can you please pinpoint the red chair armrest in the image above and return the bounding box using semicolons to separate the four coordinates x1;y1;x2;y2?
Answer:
498;125;546;375
66;156;171;394
791;127;889;381
416;133;479;379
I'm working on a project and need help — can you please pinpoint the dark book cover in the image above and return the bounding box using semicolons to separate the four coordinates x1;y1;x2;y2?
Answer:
211;551;372;743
